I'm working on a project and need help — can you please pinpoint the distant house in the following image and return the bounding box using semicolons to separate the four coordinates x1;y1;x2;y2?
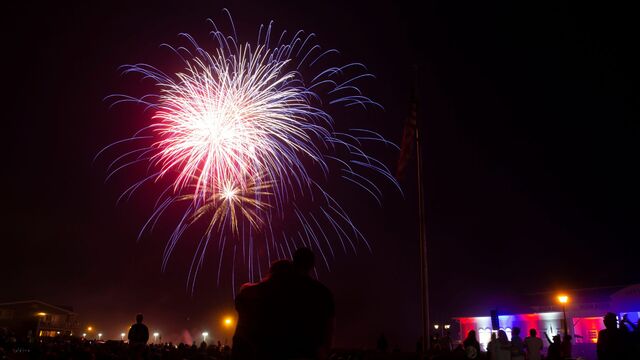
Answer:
453;284;640;359
0;300;79;339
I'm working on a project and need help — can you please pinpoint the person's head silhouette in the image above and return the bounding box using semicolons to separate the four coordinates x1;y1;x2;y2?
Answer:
466;330;476;341
529;328;537;337
293;247;315;275
513;327;521;337
497;330;508;342
136;313;144;324
603;312;617;330
269;259;293;279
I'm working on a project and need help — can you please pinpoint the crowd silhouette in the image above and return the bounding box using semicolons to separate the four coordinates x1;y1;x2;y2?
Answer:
0;247;335;360
438;313;640;360
1;256;639;360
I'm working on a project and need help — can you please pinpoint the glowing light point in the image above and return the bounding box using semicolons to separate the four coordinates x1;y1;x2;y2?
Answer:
222;187;238;201
223;317;233;327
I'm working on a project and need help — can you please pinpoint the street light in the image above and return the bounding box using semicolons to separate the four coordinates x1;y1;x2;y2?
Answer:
223;317;234;328
153;332;159;343
120;333;126;341
202;332;209;343
82;333;87;338
98;333;102;340
557;294;570;336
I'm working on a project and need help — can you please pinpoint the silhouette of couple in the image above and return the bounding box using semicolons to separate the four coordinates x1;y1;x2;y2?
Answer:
232;247;335;360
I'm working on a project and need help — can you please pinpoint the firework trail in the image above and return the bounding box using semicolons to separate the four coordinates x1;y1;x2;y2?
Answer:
98;10;401;292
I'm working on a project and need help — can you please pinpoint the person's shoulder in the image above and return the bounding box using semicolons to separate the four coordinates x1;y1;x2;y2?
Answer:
302;277;331;293
236;282;261;299
239;282;256;292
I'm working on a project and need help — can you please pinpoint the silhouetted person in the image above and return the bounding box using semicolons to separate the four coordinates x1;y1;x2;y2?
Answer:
377;333;389;353
597;312;630;360
232;260;293;360
232;278;259;359
620;315;640;359
524;329;542;360
511;327;525;360
462;330;480;359
290;247;335;359
439;330;453;352
544;334;562;360
495;330;511;360
128;313;149;344
128;313;149;359
486;332;498;360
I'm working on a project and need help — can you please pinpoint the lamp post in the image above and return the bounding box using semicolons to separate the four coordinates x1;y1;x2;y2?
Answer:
35;312;46;338
202;332;208;344
153;332;159;343
557;295;569;335
121;333;126;341
98;333;102;341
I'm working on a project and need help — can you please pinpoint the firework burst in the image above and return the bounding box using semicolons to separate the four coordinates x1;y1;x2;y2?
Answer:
99;10;400;291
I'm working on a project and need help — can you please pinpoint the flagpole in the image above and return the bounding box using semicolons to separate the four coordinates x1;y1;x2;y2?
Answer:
415;97;430;355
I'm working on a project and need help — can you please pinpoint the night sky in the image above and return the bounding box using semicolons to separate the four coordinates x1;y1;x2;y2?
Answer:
2;0;638;350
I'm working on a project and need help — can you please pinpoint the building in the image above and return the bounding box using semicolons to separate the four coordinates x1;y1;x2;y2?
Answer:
0;300;79;339
454;284;640;358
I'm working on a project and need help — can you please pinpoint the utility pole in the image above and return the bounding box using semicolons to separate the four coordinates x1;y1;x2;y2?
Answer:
415;91;430;354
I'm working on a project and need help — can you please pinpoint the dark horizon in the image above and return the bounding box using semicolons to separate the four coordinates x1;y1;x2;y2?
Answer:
3;0;638;349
